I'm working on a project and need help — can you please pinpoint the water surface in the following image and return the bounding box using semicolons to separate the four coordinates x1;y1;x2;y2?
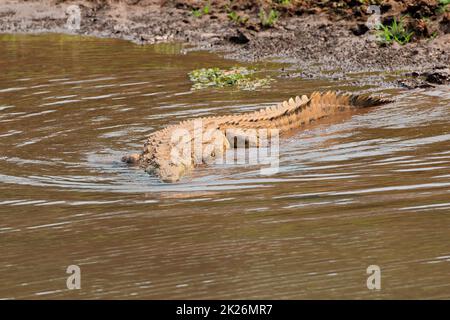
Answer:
1;34;449;299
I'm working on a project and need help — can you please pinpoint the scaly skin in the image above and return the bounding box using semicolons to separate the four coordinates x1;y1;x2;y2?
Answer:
123;91;391;182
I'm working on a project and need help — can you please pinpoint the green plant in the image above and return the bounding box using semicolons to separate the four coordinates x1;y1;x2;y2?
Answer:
191;3;211;18
437;0;450;13
191;9;202;18
430;31;439;40
259;9;279;28
275;0;291;5
203;4;210;14
227;11;239;22
377;17;414;45
227;11;248;25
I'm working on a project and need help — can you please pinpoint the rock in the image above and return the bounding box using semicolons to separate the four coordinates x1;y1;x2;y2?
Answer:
351;23;369;36
228;29;250;44
413;18;431;37
440;13;450;34
425;70;450;85
406;0;440;19
397;79;433;89
200;32;220;40
401;68;450;88
391;41;402;50
284;24;297;31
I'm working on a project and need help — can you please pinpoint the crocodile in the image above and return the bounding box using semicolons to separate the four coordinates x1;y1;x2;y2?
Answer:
123;91;391;182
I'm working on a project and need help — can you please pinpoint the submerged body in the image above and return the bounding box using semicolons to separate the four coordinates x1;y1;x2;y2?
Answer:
123;91;390;182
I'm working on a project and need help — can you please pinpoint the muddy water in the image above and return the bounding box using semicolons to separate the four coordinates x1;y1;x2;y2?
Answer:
1;34;449;299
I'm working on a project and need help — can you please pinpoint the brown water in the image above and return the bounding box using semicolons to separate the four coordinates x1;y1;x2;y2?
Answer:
1;34;450;299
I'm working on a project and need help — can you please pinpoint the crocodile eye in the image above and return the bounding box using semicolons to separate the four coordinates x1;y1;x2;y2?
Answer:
210;151;215;157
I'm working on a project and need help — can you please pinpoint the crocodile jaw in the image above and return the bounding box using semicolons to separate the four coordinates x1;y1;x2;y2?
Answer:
145;162;187;183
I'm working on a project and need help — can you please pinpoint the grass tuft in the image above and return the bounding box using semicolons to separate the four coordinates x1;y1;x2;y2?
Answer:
227;11;248;25
377;17;414;45
191;3;211;18
259;9;279;28
274;0;291;5
437;0;450;13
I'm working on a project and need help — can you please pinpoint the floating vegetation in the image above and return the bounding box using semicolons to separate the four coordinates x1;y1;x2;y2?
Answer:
188;67;274;90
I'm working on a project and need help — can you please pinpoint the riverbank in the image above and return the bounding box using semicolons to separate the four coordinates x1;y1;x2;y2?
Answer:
1;0;449;88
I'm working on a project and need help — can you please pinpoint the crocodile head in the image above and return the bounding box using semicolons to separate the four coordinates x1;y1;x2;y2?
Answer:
145;130;230;183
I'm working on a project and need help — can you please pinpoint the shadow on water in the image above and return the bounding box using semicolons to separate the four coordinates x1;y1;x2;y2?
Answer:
0;34;450;299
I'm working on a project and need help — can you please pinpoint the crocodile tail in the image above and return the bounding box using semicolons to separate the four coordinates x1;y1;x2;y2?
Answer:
308;91;391;111
292;91;391;128
348;93;393;108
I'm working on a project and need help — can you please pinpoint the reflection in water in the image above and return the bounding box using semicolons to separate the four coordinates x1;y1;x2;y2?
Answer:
0;34;450;299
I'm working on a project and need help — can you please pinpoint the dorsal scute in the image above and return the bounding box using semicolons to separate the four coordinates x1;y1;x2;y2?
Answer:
154;91;390;140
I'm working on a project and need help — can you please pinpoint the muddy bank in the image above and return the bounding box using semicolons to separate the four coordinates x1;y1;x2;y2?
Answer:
0;0;449;88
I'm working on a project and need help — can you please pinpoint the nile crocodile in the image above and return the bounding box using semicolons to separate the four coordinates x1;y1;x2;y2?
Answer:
123;91;390;182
